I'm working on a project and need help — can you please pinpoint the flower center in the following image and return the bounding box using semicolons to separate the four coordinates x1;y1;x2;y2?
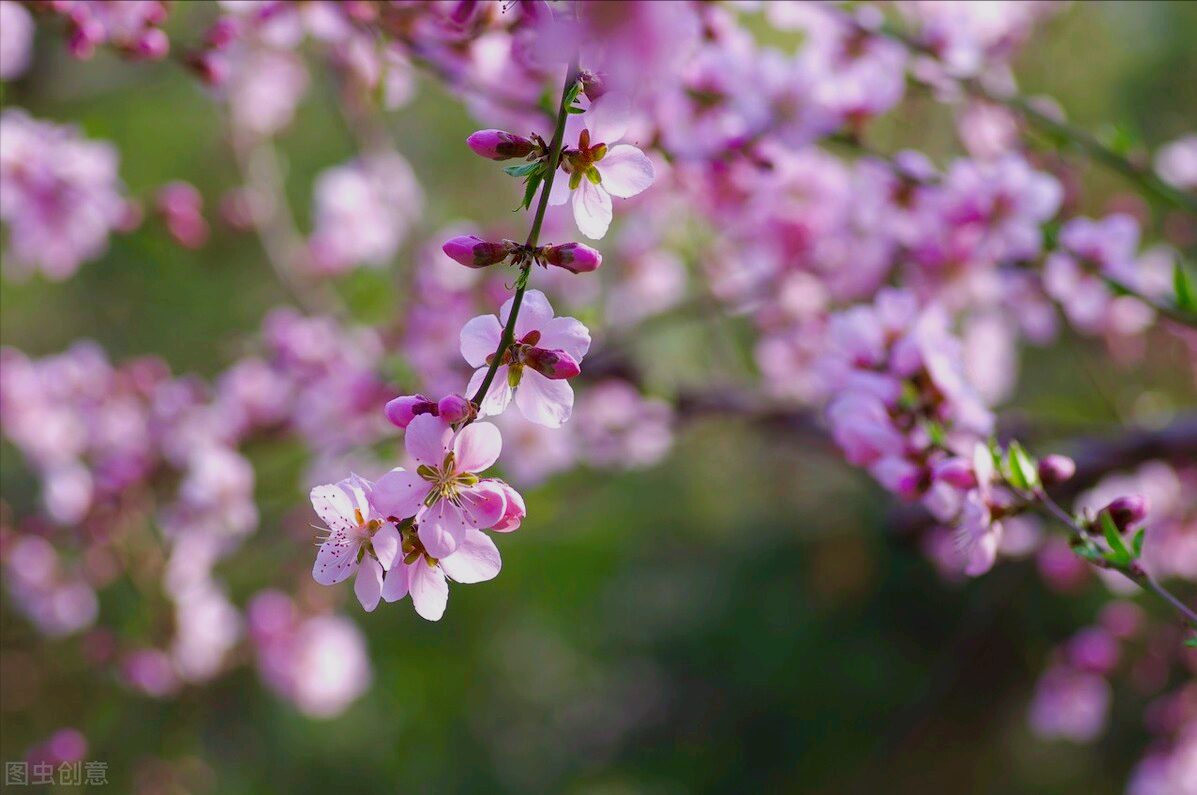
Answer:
416;452;480;506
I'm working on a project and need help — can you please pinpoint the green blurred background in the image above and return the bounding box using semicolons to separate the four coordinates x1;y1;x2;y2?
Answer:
2;3;1197;793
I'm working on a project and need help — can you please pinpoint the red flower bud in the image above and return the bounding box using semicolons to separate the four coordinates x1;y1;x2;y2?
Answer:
466;129;538;161
1103;495;1149;532
1038;455;1077;487
442;235;512;269
523;347;581;380
436;394;472;424
541;242;602;274
384;394;436;429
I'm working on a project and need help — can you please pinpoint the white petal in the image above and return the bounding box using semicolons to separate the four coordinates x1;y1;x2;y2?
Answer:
596;145;654;198
372;523;401;570
354;556;384;611
584;96;630;145
381;563;409;602
468;367;513;418
312;533;359;585
548;173;571;206
514;371;574;428
572;180;612;240
460;313;503;368
511;290;556;339
539;316;591;360
440;529;502;584
409;561;449;621
310;484;355;533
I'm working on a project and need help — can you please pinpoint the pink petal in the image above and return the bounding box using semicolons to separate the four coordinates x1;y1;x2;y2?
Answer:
440;529;501;584
372;523;400;570
409;560;449;621
505;289;555;339
596;145;654;198
457;479;507;530
572;179;612;240
312;533;358;585
453;421;502;473
405;414;452;467
417;498;468;558
467;366;513;418
381;563;409;602
584;96;630;145
548;174;571;206
539;316;591;361
310;484;355;533
370;468;428;521
460;313;503;368
514;370;574;427
354;556;383;611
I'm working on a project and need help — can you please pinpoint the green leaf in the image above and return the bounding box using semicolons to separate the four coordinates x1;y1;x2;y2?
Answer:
1185;636;1197;647
503;162;542;178
1006;442;1038;491
566;105;586;114
519;173;544;212
1174;261;1197;312
1132;527;1146;559
1100;510;1132;566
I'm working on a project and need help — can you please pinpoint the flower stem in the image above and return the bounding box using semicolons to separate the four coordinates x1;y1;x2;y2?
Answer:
468;60;581;411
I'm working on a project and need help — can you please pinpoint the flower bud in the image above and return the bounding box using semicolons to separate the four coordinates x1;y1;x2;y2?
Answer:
124;28;169;61
466;129;538;161
442;235;512;269
1103;495;1149;532
1038;455;1076;486
523;347;581;380
540;242;602;274
489;481;526;532
436;394;472;424
932;457;977;490
384;394;436;429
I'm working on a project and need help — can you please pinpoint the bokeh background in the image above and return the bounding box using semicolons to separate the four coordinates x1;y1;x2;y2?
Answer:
2;2;1196;793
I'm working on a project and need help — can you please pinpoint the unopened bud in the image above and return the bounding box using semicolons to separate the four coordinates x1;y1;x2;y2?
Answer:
932;457;977;490
124;28;169;61
436;394;472;424
540;242;602;274
490;481;526;532
442;235;512;269
579;70;607;103
466;129;538;161
384;394;436;429
1038;455;1076;487
523;347;581;380
1103;495;1149;532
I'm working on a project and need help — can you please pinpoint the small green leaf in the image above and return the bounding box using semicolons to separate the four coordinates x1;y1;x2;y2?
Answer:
1174;261;1197;312
503;162;542;178
566;104;586;114
1132;527;1146;559
925;420;946;448
1100;510;1132;566
519;173;544;211
1006;441;1038;491
1185;636;1197;647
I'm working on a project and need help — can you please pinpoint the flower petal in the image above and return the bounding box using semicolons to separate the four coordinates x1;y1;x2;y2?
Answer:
381;563;409;602
370;468;428;521
453;421;502;473
572;179;612;240
508;289;556;339
548;173;571;206
354;556;384;612
460;313;503;368
539;316;591;361
584;96;630;145
514;370;574;427
468;366;513;418
371;523;401;570
458;479;507;530
312;533;359;585
596;145;654;198
417;499;467;558
405;414;452;467
409;560;449;621
440;529;501;584
310;483;356;533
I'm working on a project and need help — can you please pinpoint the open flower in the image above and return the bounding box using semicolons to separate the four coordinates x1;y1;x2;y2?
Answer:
380;526;501;621
460;290;591;427
370;415;507;558
310;474;400;612
549;97;655;239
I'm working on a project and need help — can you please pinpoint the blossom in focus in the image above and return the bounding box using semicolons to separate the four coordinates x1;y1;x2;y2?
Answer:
310;474;400;612
460;290;591;427
549;97;655;239
380;527;502;621
370;415;507;558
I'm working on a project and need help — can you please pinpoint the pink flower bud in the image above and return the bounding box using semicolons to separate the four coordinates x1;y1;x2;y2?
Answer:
489;481;526;532
1103;495;1149;531
384;394;436;429
541;242;602;274
1038;455;1076;486
436;394;472;424
523;347;581;380
932;457;977;490
442;235;512;269
466;129;538;161
205;17;241;49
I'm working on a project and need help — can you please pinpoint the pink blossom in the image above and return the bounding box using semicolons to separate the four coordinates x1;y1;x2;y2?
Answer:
310;474;400;612
380;527;501;621
460;290;591;427
370;415;507;558
549;98;655;239
1028;664;1112;743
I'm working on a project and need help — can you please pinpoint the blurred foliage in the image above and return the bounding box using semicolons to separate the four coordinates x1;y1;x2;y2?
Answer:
2;3;1196;794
